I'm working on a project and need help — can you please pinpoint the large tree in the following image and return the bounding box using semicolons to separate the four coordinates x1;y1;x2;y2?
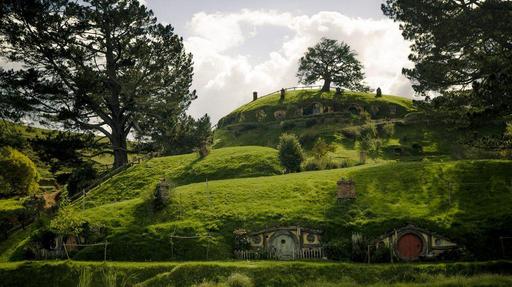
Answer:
382;0;512;120
297;38;366;92
0;0;196;168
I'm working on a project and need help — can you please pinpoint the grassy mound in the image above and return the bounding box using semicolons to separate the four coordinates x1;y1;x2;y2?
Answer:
24;159;509;262
83;146;282;207
221;89;413;125
213;89;506;163
0;260;511;287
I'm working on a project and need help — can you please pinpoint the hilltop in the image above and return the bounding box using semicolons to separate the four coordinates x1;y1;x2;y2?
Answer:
214;89;505;163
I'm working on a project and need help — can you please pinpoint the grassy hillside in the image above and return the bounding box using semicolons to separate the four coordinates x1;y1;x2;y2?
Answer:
224;89;413;121
1;260;511;287
82;146;282;207
3;157;508;262
214;90;507;163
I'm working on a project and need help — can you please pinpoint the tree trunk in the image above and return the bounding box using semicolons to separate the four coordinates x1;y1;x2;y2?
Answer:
111;127;128;168
321;79;331;92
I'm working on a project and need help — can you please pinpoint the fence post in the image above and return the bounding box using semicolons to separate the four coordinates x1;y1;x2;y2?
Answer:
104;240;108;261
63;241;70;260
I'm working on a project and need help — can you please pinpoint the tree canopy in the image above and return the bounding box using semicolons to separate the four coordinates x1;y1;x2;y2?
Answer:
0;146;39;198
0;0;196;168
297;38;366;92
382;0;512;121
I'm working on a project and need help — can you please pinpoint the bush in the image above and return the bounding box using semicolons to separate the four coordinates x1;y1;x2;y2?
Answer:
303;158;340;171
305;118;317;128
67;162;97;198
277;133;304;173
280;121;296;131
226;273;254;287
341;127;361;140
49;203;88;237
311;138;335;159
0;146;39;198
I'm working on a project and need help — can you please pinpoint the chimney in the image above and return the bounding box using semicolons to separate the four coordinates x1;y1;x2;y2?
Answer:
253;91;258;101
280;88;286;101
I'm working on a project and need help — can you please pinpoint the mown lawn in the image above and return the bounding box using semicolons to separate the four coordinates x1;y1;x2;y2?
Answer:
0;260;511;287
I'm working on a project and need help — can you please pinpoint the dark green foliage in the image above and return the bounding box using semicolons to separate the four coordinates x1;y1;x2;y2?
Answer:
0;147;39;198
311;138;335;159
297;38;367;92
29;131;106;174
0;0;196;168
277;133;304;173
0;124;26;150
279;121;295;131
137;112;213;157
67;162;98;198
382;0;512;122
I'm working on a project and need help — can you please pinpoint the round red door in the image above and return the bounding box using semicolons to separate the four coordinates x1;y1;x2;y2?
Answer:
397;233;423;260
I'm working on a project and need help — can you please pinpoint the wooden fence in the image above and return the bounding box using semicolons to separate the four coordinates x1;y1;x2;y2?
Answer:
234;247;325;260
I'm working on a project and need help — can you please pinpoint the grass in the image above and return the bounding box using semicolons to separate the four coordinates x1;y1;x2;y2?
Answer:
230;90;413;115
11;159;505;262
0;198;24;213
83;146;282;207
0;260;511;287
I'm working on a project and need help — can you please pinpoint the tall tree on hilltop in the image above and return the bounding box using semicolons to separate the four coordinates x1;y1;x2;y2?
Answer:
382;0;512;122
297;38;367;92
0;0;196;168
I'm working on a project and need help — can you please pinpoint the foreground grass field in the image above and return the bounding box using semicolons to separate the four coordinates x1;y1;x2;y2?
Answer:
0;260;511;287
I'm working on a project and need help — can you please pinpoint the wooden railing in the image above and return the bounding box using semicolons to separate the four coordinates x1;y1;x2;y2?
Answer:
258;85;343;99
234;247;325;260
69;153;157;202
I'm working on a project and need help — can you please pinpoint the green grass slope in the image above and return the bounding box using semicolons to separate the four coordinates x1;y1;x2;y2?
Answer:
227;89;413;117
0;260;511;287
83;146;282;207
213;89;506;162
13;159;507;262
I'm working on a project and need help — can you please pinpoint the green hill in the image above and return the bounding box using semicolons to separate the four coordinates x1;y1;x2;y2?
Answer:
214;89;505;163
3;150;510;262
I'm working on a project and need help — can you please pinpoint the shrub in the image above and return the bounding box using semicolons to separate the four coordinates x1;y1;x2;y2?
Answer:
226;273;254;287
0;146;39;198
303;158;322;171
67;162;97;198
277;133;304;173
49;203;88;237
305;118;317;128
303;157;340;171
311;138;336;159
280;120;296;131
341;127;361;140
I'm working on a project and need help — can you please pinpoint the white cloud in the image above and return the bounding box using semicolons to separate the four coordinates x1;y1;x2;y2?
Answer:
184;10;414;124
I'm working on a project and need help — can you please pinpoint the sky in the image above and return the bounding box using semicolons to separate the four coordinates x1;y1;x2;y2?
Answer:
141;0;415;124
2;0;415;126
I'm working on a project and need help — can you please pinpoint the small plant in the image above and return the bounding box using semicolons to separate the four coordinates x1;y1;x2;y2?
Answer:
226;273;254;287
49;202;87;237
311;138;336;159
277;133;305;173
78;267;92;287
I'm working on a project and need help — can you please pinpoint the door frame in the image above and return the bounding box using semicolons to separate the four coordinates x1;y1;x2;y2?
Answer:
268;230;300;260
394;230;427;261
